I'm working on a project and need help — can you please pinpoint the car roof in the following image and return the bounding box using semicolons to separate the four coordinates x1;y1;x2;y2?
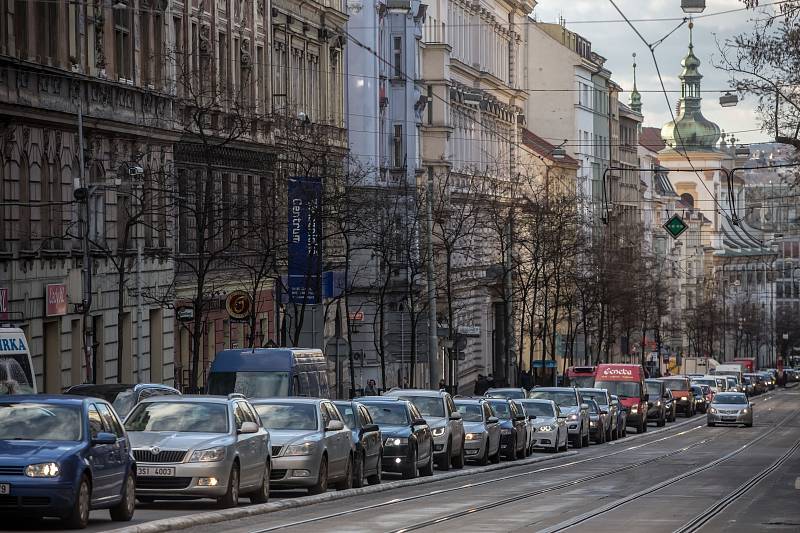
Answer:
454;398;483;404
578;388;608;393
486;388;524;392
139;395;234;404
386;389;446;398
249;397;322;405
0;394;90;406
519;398;556;405
531;387;577;392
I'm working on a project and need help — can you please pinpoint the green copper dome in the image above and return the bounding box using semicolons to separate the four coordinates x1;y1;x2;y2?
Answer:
661;23;721;152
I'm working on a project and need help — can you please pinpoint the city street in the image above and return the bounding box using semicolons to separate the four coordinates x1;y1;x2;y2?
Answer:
3;387;796;533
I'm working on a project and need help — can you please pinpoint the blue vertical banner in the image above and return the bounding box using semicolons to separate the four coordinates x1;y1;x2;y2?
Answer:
287;176;322;304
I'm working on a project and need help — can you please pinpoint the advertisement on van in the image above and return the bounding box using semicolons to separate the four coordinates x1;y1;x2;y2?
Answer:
0;328;36;394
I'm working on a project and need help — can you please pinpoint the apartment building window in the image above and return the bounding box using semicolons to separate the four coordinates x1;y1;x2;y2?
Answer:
141;11;152;85
174;17;184;92
222;173;231;245
393;36;403;78
153;13;163;87
114;7;133;80
38;1;60;65
393;124;404;168
218;33;228;96
14;0;27;58
19;156;31;249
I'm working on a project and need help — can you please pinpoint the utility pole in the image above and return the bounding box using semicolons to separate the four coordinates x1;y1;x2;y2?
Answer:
135;239;143;383
426;167;440;389
77;97;94;384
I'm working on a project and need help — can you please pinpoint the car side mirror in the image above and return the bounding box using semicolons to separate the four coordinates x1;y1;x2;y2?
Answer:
92;432;117;446
486;416;499;424
360;423;379;436
325;420;344;432
239;421;259;434
580;403;589;411
411;418;427;427
528;414;537;420
449;411;462;421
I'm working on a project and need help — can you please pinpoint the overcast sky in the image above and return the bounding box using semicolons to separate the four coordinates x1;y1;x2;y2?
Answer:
532;0;772;145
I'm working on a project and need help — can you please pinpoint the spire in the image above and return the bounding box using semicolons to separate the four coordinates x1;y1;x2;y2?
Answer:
629;52;642;113
660;20;721;152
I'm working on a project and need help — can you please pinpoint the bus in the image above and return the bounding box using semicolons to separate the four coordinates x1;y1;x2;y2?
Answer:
206;348;330;398
0;325;36;394
565;366;596;388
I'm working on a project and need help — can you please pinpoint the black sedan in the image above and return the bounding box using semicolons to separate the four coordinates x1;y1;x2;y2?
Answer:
484;398;527;460
358;398;434;479
334;400;383;487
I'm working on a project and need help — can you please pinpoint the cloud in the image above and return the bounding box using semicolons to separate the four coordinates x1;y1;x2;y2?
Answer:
531;0;768;145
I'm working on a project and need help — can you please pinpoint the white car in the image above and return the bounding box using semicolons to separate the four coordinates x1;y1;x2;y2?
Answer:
518;399;569;452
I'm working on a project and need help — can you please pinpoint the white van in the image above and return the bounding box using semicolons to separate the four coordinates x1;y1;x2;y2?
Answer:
0;326;36;394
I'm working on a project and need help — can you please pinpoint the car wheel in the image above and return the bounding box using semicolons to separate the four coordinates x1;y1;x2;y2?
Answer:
707;422;715;427
308;456;328;495
217;463;240;509
249;463;270;504
402;447;419;479
366;452;382;485
452;438;465;469
335;454;353;491
572;429;582;449
490;445;501;464
64;475;91;529
582;428;590;447
352;452;366;489
420;447;434;477
109;472;135;522
745;422;753;427
658;413;666;427
437;439;452;470
516;434;526;459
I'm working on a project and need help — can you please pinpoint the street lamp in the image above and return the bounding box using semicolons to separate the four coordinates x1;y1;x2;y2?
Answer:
719;92;739;107
551;139;568;160
681;0;706;13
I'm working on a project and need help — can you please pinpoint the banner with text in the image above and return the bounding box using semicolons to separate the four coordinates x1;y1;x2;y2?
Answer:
287;176;322;304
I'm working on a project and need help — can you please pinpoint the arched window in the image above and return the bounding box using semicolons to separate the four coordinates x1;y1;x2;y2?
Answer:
680;192;695;209
19;154;31;249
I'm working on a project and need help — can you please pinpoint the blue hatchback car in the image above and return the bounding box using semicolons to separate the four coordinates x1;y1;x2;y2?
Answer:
0;395;136;529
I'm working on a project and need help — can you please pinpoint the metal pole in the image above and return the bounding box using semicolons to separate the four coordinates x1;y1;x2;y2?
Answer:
426;167;439;389
77;97;93;383
135;239;143;383
722;262;726;361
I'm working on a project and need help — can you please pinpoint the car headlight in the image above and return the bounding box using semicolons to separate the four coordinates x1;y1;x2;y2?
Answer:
709;408;718;414
385;437;408;446
465;433;482;441
24;462;60;478
189;447;226;462
500;428;512;435
681;396;688;401
568;414;578;421
432;427;446;437
538;425;554;432
630;405;638;412
656;401;662;407
284;441;317;456
590;421;597;427
741;408;748;414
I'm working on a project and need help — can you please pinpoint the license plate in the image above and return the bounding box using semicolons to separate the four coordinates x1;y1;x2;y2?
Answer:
722;416;736;421
137;466;176;477
0;484;8;495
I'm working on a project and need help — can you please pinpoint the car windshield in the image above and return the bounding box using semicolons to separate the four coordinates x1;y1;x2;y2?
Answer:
395;396;444;418
693;379;716;387
207;371;290;398
487;401;511;419
333;403;355;428
593;381;641;398
726;377;738;386
529;390;578;407
691;386;702;395
521;401;555;417
660;379;688;391
112;389;137;418
580;391;608;406
362;403;410;425
125;402;228;433
587;402;599;414
254;403;317;431
567;375;596;388
486;389;526;400
0;403;83;441
456;403;484;422
713;394;747;405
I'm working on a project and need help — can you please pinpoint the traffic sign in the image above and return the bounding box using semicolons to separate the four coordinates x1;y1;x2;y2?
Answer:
663;214;688;239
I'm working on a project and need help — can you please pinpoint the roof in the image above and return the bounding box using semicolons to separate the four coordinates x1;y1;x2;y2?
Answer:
522;129;579;166
385;389;447;398
716;216;778;258
249;397;323;405
640;127;666;153
0;394;89;405
653;165;679;197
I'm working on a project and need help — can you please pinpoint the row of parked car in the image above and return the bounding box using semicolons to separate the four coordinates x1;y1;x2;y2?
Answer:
1;364;783;530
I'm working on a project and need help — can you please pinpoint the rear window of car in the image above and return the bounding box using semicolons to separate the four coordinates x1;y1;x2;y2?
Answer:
660;379;689;391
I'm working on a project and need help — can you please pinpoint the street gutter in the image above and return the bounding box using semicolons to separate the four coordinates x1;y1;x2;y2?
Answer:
109;451;578;533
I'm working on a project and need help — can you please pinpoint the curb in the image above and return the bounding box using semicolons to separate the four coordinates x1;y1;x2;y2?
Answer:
110;451;579;533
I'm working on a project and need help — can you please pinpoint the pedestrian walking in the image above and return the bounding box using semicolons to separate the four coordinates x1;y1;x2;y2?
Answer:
474;374;489;395
364;379;378;395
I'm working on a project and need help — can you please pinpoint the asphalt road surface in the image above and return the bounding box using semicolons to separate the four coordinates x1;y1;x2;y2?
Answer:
2;387;798;533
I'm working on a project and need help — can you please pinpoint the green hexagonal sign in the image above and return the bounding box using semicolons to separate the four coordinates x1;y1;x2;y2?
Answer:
663;214;688;239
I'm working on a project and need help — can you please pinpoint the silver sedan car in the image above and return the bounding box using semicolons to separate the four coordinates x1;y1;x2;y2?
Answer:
453;398;501;465
518;399;569;452
252;398;354;494
707;392;753;427
124;395;271;508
